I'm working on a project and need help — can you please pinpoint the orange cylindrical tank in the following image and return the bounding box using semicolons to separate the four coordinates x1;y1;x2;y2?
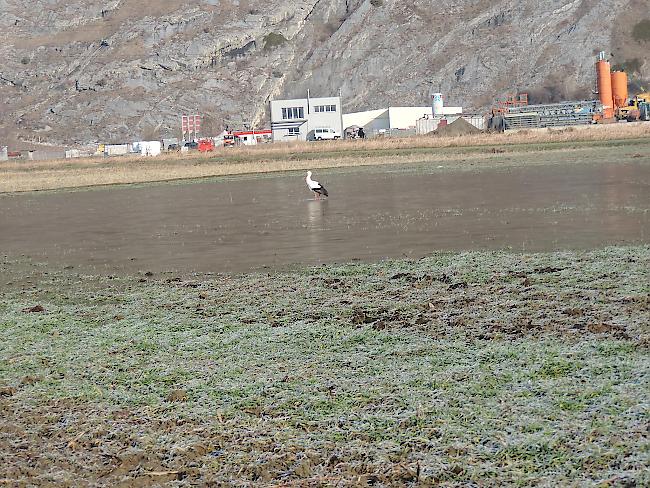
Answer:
596;59;614;118
611;71;628;109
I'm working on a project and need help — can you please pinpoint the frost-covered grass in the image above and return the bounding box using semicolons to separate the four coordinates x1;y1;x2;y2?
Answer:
1;247;648;486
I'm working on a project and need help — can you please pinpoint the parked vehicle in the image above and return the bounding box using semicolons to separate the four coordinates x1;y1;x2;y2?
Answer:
640;102;650;121
308;128;341;141
198;139;215;152
223;134;237;147
184;141;198;149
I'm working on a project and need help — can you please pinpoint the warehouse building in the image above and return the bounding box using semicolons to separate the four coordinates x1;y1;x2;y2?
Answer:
343;96;463;136
270;96;343;142
342;106;463;134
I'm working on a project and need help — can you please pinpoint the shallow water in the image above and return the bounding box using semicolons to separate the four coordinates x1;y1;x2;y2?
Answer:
1;162;648;273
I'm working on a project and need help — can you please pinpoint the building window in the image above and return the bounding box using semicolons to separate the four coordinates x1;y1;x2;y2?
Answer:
314;105;337;113
287;127;300;135
282;107;304;120
329;105;336;112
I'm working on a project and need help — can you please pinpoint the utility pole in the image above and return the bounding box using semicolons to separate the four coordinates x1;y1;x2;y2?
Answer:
306;89;311;138
338;87;344;138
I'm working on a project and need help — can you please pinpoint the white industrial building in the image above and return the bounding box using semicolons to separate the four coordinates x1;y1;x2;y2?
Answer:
270;96;343;142
342;106;462;134
343;94;463;135
132;141;162;156
270;92;474;140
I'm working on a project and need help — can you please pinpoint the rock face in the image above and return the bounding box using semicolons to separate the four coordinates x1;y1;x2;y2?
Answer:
0;0;646;146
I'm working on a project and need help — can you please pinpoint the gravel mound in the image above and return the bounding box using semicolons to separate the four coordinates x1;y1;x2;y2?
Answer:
430;117;482;136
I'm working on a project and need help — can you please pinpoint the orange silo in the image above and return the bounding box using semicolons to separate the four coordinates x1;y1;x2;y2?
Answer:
596;55;614;118
611;71;628;109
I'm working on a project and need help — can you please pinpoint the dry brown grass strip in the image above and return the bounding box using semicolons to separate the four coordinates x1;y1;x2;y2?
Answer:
0;152;489;193
1;123;648;193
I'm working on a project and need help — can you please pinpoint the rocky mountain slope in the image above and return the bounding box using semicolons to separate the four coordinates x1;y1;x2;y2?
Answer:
0;0;648;146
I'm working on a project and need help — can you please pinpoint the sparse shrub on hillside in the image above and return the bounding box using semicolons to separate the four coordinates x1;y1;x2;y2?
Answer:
632;19;650;42
20;57;29;65
627;75;648;94
370;0;385;6
526;83;587;104
524;70;588;104
198;113;222;135
612;58;642;74
263;32;287;50
141;123;161;141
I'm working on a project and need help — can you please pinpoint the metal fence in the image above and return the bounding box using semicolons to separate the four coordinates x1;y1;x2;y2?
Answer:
416;115;486;135
367;128;417;139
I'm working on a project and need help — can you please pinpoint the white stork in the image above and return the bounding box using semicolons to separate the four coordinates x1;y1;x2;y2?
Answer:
305;171;329;199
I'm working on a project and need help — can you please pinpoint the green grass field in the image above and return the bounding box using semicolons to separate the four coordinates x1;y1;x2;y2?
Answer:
1;247;648;486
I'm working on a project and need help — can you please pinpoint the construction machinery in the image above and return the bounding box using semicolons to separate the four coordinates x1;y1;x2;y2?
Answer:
616;92;650;121
489;99;602;131
641;101;650;121
487;51;650;131
593;51;647;122
491;93;529;115
596;51;650;122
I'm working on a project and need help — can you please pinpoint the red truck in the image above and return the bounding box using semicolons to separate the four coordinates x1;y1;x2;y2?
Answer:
198;139;215;152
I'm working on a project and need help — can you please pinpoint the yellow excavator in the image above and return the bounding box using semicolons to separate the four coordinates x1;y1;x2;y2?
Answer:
617;92;650;121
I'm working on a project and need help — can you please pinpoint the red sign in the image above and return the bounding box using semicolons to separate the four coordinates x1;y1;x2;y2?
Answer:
181;115;201;136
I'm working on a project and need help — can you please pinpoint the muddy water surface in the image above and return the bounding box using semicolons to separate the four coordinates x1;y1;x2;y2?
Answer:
1;162;648;273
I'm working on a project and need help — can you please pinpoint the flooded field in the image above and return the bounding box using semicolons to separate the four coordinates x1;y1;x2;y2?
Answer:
1;160;649;273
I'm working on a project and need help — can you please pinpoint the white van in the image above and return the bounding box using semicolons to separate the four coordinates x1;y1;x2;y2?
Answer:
309;128;341;141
